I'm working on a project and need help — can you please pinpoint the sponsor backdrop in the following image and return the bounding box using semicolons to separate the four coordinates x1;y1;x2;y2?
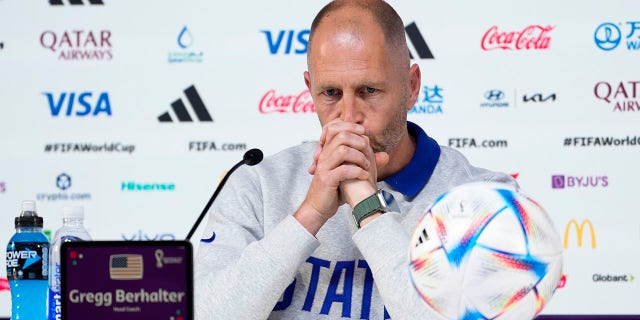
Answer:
1;0;639;318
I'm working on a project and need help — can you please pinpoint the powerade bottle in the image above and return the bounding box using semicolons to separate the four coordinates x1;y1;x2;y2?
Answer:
48;206;91;320
6;200;49;320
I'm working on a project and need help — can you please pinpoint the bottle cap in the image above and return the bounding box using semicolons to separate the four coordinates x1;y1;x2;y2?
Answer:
63;206;84;219
15;200;44;228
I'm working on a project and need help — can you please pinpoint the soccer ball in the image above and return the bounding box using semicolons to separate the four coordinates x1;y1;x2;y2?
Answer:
409;182;563;320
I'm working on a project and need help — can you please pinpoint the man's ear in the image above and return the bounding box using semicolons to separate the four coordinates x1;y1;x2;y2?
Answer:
407;64;421;111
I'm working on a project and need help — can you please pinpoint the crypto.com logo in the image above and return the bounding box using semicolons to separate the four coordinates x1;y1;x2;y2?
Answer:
563;219;596;249
56;173;72;190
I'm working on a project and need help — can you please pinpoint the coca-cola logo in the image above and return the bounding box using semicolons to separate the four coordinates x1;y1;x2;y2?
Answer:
40;30;113;60
481;25;554;50
258;89;315;114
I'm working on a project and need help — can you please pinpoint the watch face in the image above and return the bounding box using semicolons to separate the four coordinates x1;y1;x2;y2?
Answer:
379;189;399;212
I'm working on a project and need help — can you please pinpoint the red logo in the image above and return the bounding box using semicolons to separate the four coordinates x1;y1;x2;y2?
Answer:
40;30;113;60
259;89;315;114
481;25;554;51
1;278;9;292
557;274;567;289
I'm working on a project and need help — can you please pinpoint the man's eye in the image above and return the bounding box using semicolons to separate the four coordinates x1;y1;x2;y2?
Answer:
324;89;337;96
365;87;377;94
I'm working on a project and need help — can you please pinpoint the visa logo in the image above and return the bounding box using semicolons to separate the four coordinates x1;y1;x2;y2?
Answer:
261;29;310;55
121;230;175;241
43;92;112;117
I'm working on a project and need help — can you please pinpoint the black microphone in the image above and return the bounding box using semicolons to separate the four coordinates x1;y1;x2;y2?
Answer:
185;148;264;240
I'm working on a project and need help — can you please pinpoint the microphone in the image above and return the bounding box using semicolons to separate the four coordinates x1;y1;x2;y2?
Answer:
185;148;264;240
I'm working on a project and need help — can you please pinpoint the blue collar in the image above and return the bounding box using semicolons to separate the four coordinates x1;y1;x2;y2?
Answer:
383;121;441;198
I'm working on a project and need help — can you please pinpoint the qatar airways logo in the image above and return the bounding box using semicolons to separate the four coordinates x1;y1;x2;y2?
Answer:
481;25;554;51
40;30;113;60
594;81;640;112
258;89;315;114
551;175;609;189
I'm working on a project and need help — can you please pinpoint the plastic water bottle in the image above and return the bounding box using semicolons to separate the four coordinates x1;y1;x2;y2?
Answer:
6;200;49;320
48;206;92;320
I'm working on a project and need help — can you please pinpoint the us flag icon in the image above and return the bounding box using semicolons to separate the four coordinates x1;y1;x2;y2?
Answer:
109;254;144;280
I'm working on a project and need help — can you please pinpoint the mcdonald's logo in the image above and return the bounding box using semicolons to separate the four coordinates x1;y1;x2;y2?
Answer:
564;219;596;249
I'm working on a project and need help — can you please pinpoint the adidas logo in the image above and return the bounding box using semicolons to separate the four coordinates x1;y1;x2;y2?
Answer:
158;85;213;123
405;22;434;59
49;0;104;5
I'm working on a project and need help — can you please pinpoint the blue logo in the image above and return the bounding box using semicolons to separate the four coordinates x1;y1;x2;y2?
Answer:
595;21;640;51
261;29;310;55
409;85;444;114
481;90;510;108
168;26;203;63
43;92;112;117
56;173;71;190
595;23;622;51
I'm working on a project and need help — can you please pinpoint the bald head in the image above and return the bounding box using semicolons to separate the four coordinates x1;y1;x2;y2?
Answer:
307;0;409;68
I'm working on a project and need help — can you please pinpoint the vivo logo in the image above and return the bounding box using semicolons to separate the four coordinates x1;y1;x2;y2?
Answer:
121;230;176;241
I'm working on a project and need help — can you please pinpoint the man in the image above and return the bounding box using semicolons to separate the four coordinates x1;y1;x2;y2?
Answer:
195;0;514;319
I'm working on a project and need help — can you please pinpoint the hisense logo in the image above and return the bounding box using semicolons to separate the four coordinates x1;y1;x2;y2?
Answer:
121;181;175;191
49;0;104;5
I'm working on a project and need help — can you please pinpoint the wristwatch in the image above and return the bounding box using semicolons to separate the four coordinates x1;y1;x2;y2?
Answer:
352;189;391;228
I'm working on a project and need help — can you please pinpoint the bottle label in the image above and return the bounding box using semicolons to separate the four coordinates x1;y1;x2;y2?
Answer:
6;242;49;280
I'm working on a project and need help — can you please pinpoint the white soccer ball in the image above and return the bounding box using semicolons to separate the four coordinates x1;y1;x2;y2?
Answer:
409;182;563;320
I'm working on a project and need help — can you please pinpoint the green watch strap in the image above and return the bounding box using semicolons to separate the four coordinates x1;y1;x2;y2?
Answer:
352;190;388;228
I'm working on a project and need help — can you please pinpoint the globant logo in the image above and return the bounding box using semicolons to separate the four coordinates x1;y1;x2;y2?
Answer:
44;91;112;117
481;25;554;51
168;26;203;63
594;21;640;51
592;273;635;283
594;81;640;112
409;85;444;114
40;30;113;60
258;89;315;114
36;173;92;201
121;181;175;192
480;89;510;108
551;174;609;189
49;0;104;5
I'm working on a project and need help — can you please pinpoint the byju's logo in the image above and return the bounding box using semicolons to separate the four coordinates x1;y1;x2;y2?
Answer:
410;85;443;114
551;174;609;189
36;173;91;201
40;30;112;60
44;91;112;117
168;26;203;63
158;85;212;122
481;25;554;50
56;173;72;190
258;89;315;114
262;29;309;55
594;21;640;51
563;219;596;249
49;0;104;5
405;22;434;59
480;89;510;107
594;81;640;112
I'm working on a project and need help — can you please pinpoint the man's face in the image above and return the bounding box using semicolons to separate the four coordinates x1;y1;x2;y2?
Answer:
304;14;414;154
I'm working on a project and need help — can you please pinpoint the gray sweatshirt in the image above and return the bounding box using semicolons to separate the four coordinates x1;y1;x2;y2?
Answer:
195;123;515;319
